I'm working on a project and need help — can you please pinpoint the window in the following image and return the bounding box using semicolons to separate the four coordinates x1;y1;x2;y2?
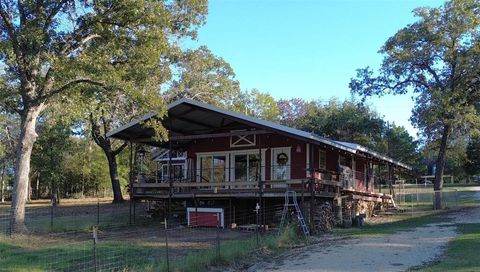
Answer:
339;155;352;168
199;155;226;183
234;153;260;181
319;150;326;170
161;164;185;181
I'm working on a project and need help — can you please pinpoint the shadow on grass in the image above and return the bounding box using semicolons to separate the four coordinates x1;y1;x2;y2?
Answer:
333;212;449;238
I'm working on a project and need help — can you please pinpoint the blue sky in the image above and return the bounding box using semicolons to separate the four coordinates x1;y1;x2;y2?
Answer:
189;0;445;137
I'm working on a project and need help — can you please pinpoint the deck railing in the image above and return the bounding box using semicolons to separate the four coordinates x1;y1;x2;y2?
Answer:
131;165;346;197
131;165;391;197
131;178;342;197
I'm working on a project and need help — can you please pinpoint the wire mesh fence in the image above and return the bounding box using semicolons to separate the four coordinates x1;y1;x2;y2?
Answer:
0;199;307;271
384;184;480;210
2;185;478;271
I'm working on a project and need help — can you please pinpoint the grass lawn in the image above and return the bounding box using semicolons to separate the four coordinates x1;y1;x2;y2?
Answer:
0;224;303;272
417;223;480;272
333;210;448;238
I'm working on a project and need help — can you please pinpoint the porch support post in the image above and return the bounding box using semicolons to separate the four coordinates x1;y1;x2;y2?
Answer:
257;136;264;229
309;144;315;233
351;155;356;189
336;197;343;223
168;137;173;220
229;198;232;227
128;141;133;225
378;163;382;193
366;158;370;192
388;164;394;196
306;143;310;177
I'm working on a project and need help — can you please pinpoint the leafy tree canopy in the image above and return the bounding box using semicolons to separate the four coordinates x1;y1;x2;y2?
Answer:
349;0;480;205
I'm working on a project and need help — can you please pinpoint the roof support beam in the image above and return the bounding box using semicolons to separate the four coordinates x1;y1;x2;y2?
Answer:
168;113;217;129
169;130;270;141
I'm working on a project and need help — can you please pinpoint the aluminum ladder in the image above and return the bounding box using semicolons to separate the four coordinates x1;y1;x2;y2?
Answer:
279;190;310;236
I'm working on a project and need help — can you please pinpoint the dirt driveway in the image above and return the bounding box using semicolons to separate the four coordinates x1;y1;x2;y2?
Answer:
249;206;480;272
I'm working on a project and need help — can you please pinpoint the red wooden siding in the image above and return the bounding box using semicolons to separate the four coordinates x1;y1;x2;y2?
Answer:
185;133;309;181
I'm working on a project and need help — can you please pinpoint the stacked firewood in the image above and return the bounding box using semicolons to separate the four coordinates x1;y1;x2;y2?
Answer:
314;202;337;233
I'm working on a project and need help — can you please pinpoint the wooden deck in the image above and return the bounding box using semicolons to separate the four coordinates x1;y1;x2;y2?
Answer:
131;177;394;204
133;178;341;199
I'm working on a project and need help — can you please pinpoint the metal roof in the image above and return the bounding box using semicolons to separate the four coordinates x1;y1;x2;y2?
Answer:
107;98;411;169
334;141;412;170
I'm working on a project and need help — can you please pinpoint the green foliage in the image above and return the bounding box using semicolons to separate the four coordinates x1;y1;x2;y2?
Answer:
349;0;480;188
1;1;208;114
290;98;421;170
30;121;116;198
381;123;424;175
31;122;73;195
350;0;480;141
464;136;480;177
165;46;241;108
242;89;281;121
0;113;16;193
277;223;303;248
298;98;385;148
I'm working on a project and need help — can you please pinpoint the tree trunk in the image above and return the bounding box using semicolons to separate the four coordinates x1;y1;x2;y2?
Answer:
35;173;40;200
434;125;450;210
106;152;124;203
10;106;42;234
27;175;31;202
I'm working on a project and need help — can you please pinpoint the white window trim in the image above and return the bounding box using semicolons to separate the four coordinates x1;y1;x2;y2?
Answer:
156;150;187;162
195;149;266;182
319;149;326;170
230;130;256;147
270;147;292;181
161;162;186;179
196;152;230;183
230;149;266;182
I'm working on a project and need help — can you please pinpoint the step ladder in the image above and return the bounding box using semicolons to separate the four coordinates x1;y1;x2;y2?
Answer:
279;190;310;236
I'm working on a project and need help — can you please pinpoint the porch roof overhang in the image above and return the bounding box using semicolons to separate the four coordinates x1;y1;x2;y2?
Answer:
107;98;411;170
335;141;412;170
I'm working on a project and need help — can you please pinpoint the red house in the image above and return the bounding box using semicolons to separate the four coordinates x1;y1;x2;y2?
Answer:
108;99;410;228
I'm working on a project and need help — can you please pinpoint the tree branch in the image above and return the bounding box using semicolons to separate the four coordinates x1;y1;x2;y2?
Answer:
60;34;101;56
89;112;106;148
41;77;105;101
113;142;128;156
0;3;21;59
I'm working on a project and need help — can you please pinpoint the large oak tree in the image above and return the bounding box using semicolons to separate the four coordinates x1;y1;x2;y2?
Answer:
350;0;480;208
0;0;207;234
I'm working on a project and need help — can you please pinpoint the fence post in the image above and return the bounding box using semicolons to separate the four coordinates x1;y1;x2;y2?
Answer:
410;194;414;217
216;213;220;260
50;202;53;231
255;203;260;247
164;218;170;272
455;189;459;208
92;226;98;272
97;198;100;226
